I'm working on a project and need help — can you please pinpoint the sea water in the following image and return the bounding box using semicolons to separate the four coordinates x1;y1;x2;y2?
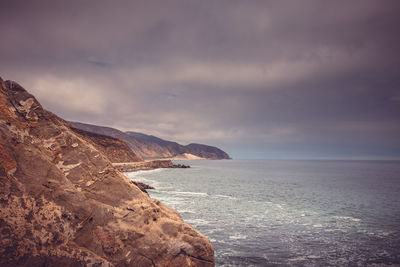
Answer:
126;160;400;266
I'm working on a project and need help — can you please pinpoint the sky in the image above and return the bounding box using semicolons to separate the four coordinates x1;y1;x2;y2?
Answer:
1;0;400;159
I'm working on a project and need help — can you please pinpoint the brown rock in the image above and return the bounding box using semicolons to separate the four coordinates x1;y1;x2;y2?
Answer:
70;127;143;163
131;181;155;195
0;79;214;266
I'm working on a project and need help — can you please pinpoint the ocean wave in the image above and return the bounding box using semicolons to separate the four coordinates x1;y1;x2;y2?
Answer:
228;233;247;240
153;196;184;206
185;218;210;226
153;186;174;190
357;229;392;237
165;191;208;197
125;168;166;178
333;216;361;222
212;194;237;200
288;256;307;262
177;208;196;214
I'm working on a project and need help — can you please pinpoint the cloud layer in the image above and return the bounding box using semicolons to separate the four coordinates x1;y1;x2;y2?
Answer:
1;0;400;159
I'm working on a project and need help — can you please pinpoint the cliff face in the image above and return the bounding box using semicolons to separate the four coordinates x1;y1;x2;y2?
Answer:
71;122;231;160
70;127;143;163
125;131;185;159
184;143;231;160
0;78;214;266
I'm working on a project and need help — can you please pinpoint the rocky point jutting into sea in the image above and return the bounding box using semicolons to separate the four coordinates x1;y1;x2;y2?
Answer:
0;77;214;266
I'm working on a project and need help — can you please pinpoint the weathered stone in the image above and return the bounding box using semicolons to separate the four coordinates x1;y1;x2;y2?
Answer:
0;78;214;266
70;127;143;163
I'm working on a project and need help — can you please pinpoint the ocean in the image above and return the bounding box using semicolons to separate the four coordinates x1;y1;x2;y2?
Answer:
126;160;400;266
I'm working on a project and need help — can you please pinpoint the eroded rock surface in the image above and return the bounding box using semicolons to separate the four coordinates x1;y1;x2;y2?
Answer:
0;78;214;266
70;127;144;163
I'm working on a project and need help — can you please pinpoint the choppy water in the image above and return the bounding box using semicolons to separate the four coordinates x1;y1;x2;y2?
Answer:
126;160;400;266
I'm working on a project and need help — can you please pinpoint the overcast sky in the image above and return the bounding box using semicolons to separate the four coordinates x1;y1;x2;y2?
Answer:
1;0;400;159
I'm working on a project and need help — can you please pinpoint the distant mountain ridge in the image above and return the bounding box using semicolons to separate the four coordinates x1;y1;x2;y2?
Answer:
71;122;231;160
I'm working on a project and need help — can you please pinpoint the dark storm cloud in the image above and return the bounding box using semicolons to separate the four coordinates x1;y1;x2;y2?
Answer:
1;0;400;159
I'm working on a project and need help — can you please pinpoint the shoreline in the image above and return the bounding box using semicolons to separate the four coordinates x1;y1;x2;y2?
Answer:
114;159;190;172
119;160;189;195
118;160;190;194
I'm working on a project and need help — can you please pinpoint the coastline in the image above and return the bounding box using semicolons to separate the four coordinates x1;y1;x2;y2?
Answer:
119;160;190;194
0;79;215;266
113;159;190;172
126;159;400;266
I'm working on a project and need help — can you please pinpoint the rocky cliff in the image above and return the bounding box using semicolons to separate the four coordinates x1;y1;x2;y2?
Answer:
71;122;231;160
0;78;214;266
183;143;231;160
70;127;143;163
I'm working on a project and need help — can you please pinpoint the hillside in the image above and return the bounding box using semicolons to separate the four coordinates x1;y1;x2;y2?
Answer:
72;122;231;160
0;77;214;266
70;127;143;163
